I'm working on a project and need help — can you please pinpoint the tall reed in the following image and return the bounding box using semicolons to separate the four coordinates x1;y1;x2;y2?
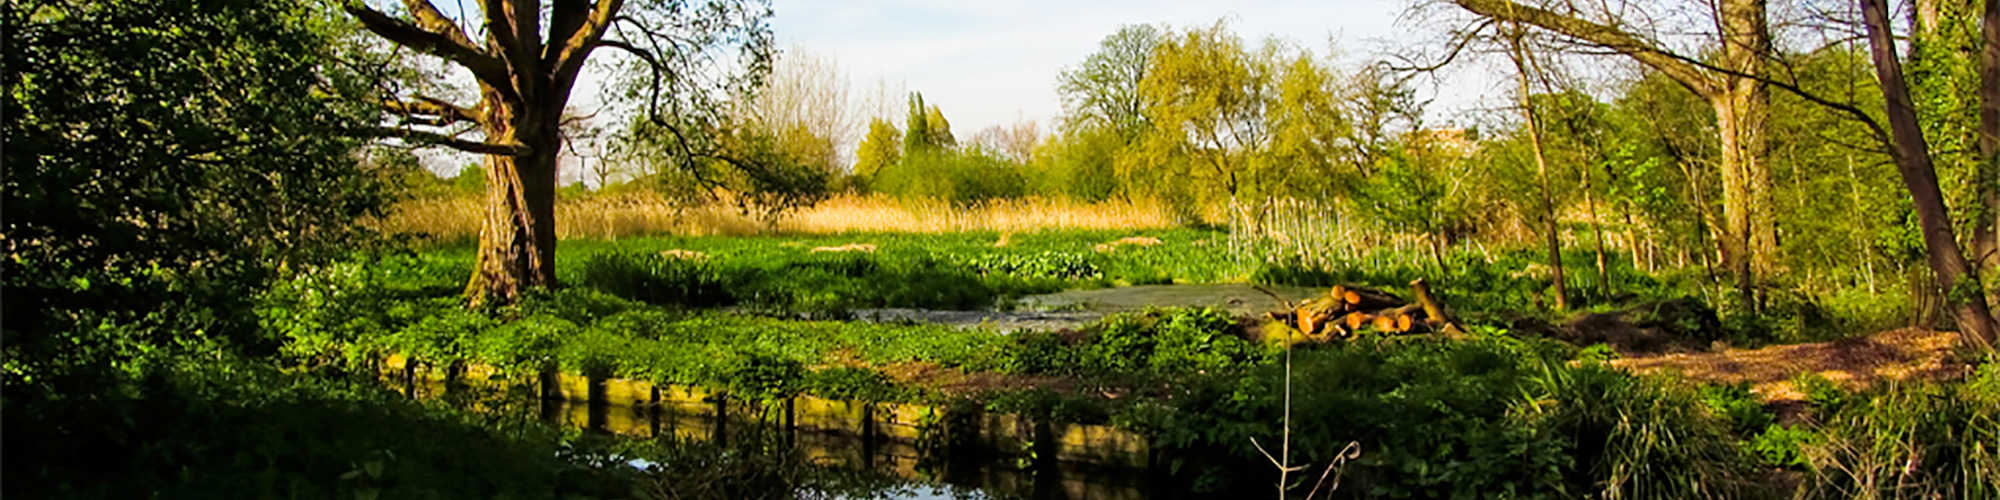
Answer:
370;193;1181;242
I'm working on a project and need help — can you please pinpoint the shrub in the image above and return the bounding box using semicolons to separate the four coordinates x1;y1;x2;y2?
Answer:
983;330;1081;375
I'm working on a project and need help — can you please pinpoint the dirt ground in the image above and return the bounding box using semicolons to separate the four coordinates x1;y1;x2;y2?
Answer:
1609;328;1978;403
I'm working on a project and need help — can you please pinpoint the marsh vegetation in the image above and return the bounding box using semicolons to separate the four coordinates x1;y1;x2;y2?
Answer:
7;0;2000;498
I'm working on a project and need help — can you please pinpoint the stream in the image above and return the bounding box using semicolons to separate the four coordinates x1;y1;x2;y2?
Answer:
854;283;1323;332
411;283;1312;499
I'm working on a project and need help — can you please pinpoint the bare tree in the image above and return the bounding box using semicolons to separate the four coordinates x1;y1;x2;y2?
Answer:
970;120;1042;163
347;0;772;304
737;43;857;169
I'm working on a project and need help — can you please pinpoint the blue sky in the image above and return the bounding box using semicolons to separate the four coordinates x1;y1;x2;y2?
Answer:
408;0;1507;179
766;0;1465;134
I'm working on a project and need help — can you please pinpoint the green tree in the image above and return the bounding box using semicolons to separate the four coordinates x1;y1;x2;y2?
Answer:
1258;51;1354;200
1452;0;1779;310
452;161;488;195
1859;0;1998;346
3;0;397;486
1027;124;1122;201
1355;133;1476;274
924;101;957;150
3;0;392;377
853;118;902;190
1060;24;1163;139
902;92;954;154
711;121;835;221
1132;21;1274;206
344;0;773;305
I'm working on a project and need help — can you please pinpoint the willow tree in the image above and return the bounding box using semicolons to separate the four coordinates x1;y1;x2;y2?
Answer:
345;0;772;304
1134;21;1274;205
1449;0;1776;308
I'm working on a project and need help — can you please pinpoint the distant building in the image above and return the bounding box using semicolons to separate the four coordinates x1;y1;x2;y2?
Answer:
1407;128;1478;158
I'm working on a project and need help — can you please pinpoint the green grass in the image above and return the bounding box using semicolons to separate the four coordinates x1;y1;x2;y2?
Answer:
404;228;1237;314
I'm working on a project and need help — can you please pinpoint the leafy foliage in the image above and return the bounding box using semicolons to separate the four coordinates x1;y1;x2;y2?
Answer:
2;2;399;477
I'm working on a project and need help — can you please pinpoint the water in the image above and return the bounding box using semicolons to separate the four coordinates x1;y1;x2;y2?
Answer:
407;283;1323;499
854;283;1323;332
534;397;1157;500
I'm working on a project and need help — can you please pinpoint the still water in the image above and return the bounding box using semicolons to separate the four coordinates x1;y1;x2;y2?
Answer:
532;397;1159;500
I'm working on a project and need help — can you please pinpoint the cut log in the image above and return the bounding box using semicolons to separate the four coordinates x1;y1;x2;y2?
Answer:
1409;279;1449;325
1344;286;1405;311
1345;312;1374;330
1271;281;1458;340
1371;314;1397;332
1298;310;1320;337
1368;304;1424;333
1409;278;1465;336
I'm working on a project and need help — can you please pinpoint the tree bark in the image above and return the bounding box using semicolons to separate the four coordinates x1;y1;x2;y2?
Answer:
467;110;561;304
1718;0;1776;310
1981;0;2000;294
1861;0;2000;347
346;0;635;305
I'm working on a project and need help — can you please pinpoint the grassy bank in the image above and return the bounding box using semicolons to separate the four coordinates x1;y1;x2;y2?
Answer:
261;245;2000;498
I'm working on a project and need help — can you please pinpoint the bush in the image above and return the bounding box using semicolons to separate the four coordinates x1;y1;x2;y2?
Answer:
1;357;630;500
873;148;1027;205
985;308;1271;378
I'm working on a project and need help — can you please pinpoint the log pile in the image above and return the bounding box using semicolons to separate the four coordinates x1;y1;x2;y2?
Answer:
1270;279;1464;340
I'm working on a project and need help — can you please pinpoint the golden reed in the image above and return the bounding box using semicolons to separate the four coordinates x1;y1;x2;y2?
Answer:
371;193;1180;240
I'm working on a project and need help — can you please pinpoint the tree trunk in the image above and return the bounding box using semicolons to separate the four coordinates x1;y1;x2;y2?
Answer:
1982;0;2000;296
1509;27;1567;311
1717;0;1776;310
1862;0;2000;347
1582;158;1612;298
1711;102;1755;310
467;97;562;305
1714;97;1768;310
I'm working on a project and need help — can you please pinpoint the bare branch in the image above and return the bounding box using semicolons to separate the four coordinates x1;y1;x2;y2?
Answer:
400;0;475;48
343;2;513;91
1452;0;1719;96
384;96;480;125
551;0;626;95
368;126;532;156
1385;18;1497;73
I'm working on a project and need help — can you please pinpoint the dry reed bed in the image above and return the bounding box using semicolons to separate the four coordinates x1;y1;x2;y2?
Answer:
372;193;1181;240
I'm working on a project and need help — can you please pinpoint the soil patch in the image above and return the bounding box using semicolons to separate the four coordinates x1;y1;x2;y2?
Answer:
1610;328;1974;403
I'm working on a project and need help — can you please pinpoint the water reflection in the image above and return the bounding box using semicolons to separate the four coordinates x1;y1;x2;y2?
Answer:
529;396;1154;500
